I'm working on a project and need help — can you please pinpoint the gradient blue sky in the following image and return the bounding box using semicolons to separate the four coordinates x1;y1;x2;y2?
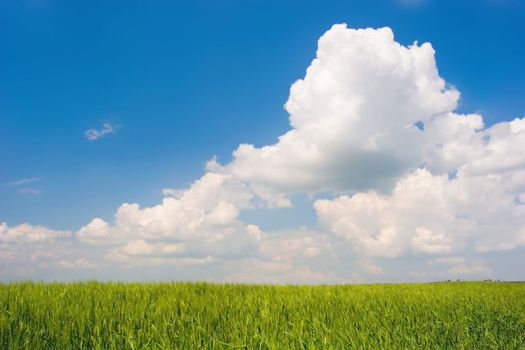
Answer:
1;0;525;282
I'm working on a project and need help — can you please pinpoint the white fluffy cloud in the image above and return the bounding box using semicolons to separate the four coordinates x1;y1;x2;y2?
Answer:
210;25;524;274
4;24;525;282
0;222;71;243
315;109;525;257
258;228;335;262
0;223;97;277
315;160;525;258
210;24;459;204
77;172;264;261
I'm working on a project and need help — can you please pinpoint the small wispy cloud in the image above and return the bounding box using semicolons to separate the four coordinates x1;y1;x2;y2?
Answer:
84;122;121;141
18;188;41;195
4;177;40;187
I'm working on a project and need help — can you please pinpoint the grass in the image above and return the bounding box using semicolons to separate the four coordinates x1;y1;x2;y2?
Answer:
1;281;524;349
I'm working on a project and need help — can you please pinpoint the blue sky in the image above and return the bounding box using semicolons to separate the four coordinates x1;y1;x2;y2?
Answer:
1;0;525;282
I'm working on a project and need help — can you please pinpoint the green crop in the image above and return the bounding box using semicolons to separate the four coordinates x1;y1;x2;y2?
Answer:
1;281;524;349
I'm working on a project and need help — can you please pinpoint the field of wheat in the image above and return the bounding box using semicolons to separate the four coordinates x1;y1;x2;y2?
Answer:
1;281;524;349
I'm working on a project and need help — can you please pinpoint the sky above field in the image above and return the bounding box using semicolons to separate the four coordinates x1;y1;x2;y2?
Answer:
2;0;525;283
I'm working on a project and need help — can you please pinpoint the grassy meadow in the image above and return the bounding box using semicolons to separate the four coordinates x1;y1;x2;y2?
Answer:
1;281;524;349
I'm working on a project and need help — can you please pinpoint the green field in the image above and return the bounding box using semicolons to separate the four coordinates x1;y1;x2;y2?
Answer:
1;282;524;349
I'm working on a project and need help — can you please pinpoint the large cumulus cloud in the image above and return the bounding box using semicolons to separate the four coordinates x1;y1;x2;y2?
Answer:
77;172;265;262
211;24;459;204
